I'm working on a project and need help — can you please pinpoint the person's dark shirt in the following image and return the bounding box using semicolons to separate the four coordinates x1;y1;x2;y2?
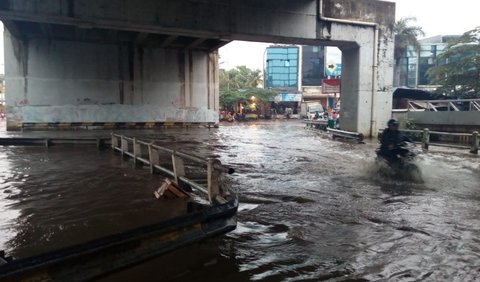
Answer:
380;128;410;152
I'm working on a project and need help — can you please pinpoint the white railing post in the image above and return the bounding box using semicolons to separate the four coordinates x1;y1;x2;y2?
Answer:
111;133;118;149
471;131;479;154
133;138;142;166
148;144;159;174
422;128;430;151
207;158;221;203
121;136;129;157
171;151;185;185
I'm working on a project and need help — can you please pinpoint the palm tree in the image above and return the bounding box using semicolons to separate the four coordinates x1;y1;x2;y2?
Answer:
219;66;275;112
393;17;425;87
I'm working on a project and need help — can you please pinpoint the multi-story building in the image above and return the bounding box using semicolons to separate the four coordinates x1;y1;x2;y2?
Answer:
264;45;341;116
264;45;301;114
301;46;340;114
302;46;326;87
264;45;300;90
395;35;459;90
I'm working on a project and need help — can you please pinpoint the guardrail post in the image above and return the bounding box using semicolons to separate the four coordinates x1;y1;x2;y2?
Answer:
133;138;142;166
121;136;128;157
172;151;185;185
208;158;221;203
471;131;479;154
148;144;160;174
422;128;430;151
111;134;118;149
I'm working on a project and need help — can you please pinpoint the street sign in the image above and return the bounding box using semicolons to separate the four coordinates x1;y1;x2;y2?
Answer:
325;63;342;77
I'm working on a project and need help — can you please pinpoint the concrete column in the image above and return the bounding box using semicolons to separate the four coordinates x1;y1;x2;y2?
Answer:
4;29;28;130
325;22;394;137
339;45;360;133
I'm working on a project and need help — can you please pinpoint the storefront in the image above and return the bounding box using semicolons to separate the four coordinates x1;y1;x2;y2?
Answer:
271;93;302;115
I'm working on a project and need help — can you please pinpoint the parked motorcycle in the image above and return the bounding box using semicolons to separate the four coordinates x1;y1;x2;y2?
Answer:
375;141;423;183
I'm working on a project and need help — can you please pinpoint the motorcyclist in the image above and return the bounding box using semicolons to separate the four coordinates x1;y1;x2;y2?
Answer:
379;118;412;165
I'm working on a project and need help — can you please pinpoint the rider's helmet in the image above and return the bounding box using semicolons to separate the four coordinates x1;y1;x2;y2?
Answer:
387;118;399;126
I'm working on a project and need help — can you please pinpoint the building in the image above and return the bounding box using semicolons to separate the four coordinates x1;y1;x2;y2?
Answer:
302;46;326;87
264;45;302;114
264;45;342;117
301;46;340;114
395;35;459;90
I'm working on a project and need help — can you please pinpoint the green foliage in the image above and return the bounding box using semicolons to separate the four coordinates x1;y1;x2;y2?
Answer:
426;27;480;97
404;118;422;141
219;66;262;90
219;66;277;111
404;118;417;130
393;17;425;86
394;17;425;63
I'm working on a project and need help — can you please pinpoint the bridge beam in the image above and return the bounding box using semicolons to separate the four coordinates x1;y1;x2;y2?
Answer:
3;30;219;130
0;0;395;136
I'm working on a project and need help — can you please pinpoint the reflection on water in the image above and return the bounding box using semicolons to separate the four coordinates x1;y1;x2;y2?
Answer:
1;121;480;281
0;146;188;258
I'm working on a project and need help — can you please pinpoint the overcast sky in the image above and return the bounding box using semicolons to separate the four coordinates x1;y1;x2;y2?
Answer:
219;0;480;70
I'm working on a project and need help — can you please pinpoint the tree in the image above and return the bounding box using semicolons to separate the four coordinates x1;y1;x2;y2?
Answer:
219;66;276;111
426;27;480;97
393;17;425;86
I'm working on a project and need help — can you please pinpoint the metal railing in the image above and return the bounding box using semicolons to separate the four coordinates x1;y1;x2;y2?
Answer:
111;133;235;204
380;129;479;154
304;120;364;143
407;99;480;112
303;119;328;130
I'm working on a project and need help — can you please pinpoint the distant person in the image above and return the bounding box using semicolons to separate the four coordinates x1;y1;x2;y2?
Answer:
331;110;338;120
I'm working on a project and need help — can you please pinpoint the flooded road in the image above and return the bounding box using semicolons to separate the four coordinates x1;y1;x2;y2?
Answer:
1;121;480;281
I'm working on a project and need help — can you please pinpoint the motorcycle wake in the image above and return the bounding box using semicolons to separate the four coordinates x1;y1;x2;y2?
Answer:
374;141;424;183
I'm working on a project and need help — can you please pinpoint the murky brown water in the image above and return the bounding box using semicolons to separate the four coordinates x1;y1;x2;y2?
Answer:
1;121;480;281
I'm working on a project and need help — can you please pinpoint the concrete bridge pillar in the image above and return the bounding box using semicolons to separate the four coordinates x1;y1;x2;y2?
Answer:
339;29;393;137
318;1;395;137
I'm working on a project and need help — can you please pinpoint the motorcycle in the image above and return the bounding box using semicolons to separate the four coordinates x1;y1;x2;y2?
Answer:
375;141;423;183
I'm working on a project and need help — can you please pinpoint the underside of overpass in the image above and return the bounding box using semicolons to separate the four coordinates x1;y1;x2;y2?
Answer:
0;0;395;136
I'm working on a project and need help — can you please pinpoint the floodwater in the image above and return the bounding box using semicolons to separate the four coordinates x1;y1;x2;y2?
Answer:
1;121;480;281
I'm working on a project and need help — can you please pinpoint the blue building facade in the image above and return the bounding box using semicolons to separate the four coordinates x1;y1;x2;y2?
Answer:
264;46;299;90
264;45;301;114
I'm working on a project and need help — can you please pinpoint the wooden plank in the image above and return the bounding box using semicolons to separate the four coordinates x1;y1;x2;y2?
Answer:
154;178;189;199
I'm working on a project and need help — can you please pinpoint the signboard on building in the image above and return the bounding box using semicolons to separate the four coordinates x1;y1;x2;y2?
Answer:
322;79;341;93
275;93;302;102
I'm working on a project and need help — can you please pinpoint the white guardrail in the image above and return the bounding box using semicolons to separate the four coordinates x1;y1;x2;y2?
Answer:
111;133;235;204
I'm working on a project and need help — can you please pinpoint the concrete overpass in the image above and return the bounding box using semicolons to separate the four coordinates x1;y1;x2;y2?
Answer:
0;0;395;136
